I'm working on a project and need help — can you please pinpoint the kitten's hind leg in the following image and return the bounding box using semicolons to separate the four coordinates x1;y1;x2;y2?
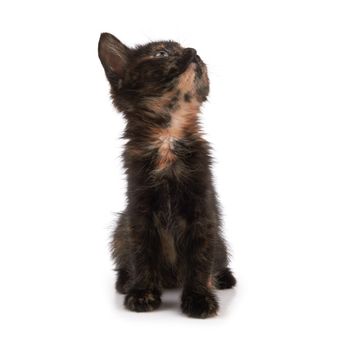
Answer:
215;267;237;290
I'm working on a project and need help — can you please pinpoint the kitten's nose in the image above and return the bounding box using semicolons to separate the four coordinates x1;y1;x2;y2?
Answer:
184;48;197;59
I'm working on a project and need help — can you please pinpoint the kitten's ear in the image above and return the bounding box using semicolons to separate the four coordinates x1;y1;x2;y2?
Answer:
98;33;129;79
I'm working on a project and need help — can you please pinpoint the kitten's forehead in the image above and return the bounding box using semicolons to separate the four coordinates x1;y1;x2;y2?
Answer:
134;40;182;55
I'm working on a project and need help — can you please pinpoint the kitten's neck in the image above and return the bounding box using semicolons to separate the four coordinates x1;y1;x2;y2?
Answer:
123;93;205;172
124;91;202;142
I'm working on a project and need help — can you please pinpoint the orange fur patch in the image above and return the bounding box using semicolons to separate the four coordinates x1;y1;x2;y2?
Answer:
152;64;201;171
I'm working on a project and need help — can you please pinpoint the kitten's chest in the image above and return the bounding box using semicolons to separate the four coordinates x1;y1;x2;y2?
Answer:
153;182;187;265
154;132;177;171
152;107;198;172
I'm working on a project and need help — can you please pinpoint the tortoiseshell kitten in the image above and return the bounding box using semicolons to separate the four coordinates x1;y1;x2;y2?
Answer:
98;33;236;318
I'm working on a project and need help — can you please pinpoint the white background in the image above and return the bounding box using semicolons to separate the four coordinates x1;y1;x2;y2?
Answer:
0;0;342;349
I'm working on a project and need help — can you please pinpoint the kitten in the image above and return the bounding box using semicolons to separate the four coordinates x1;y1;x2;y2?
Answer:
98;33;236;318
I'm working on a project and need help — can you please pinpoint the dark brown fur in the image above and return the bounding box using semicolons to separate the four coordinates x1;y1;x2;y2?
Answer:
98;33;236;318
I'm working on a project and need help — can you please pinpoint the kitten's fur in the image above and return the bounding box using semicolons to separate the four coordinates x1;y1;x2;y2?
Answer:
98;33;236;318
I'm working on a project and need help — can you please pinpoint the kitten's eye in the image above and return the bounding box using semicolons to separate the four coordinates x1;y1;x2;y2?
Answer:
154;50;169;58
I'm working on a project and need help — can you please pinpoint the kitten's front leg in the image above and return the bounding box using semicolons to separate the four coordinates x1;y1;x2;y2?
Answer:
181;219;218;318
124;214;162;312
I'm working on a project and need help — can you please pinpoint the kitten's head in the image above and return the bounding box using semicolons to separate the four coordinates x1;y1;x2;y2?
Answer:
98;33;209;114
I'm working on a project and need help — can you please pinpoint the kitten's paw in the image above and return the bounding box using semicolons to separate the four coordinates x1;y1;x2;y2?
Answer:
181;290;218;318
216;268;237;290
124;289;161;312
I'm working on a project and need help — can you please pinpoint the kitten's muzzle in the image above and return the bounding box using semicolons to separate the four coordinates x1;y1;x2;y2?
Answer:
192;53;205;78
183;48;204;70
174;48;198;76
